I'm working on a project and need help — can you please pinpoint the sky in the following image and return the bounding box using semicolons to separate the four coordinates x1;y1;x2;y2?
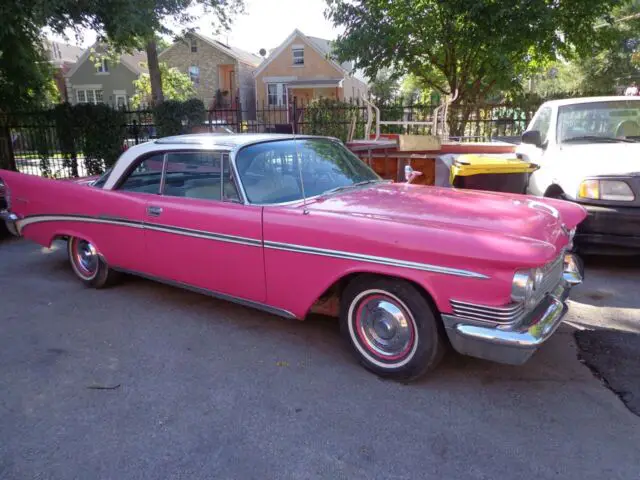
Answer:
47;0;343;55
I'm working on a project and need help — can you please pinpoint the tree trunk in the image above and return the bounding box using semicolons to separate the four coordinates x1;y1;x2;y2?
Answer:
146;39;164;106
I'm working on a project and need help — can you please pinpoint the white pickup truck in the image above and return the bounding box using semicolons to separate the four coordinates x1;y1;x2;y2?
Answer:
516;96;640;254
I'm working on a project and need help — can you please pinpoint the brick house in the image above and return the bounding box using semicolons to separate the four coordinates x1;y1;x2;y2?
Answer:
253;29;369;117
159;32;262;119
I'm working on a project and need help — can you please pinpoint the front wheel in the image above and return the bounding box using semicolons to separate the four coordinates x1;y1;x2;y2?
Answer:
68;237;120;288
340;276;445;381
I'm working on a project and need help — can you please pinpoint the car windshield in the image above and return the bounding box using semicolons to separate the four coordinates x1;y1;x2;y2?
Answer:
235;138;381;204
557;100;640;143
92;168;113;188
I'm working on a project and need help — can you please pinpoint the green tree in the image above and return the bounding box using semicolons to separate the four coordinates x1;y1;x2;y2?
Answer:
1;0;244;107
579;0;640;91
325;0;620;134
131;63;197;108
0;0;244;169
369;68;399;103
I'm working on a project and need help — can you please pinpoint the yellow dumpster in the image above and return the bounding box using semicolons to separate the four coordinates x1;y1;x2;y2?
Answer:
449;154;539;194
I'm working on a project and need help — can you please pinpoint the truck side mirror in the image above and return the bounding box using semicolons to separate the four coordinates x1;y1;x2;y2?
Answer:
522;130;543;148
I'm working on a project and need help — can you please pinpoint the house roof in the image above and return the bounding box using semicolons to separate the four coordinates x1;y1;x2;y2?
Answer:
121;51;148;74
160;32;262;67
65;43;147;79
253;29;365;81
305;36;354;73
44;40;84;66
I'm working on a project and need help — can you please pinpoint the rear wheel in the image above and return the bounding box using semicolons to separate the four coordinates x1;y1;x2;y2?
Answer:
68;237;119;288
340;276;445;381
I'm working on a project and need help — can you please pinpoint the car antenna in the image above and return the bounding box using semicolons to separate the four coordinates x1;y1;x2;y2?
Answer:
293;134;309;214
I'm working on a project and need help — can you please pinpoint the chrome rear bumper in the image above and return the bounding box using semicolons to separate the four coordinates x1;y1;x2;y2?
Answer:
0;210;20;236
442;254;583;365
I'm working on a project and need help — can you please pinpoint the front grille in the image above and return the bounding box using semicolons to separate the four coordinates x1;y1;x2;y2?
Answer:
450;300;525;324
450;252;564;325
533;253;564;304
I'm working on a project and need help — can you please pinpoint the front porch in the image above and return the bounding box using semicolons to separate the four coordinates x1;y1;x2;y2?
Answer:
287;79;344;104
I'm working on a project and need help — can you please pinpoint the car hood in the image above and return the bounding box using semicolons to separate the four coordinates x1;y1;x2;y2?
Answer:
559;143;640;177
304;183;586;266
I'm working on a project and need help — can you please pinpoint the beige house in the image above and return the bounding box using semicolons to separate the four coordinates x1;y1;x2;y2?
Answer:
253;29;369;115
159;32;261;117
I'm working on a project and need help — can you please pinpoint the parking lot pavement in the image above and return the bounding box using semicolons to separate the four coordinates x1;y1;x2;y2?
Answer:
1;238;640;480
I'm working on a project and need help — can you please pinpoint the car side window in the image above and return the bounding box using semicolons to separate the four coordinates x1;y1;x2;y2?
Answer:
530;107;552;144
162;151;240;202
118;154;165;193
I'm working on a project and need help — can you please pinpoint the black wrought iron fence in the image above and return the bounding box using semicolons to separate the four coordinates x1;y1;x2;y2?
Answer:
0;99;540;179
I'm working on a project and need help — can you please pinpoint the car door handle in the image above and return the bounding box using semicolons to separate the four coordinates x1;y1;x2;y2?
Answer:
147;206;163;217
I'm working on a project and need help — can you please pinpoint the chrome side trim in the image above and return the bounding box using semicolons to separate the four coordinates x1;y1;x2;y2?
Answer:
16;214;144;234
145;222;262;247
15;214;489;280
15;214;261;248
264;240;489;279
113;267;297;320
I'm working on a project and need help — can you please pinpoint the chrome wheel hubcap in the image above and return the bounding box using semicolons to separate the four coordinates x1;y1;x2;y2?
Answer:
355;295;415;359
73;239;98;276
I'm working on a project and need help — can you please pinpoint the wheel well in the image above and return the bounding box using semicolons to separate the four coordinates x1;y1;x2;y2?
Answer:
544;184;565;199
308;272;440;320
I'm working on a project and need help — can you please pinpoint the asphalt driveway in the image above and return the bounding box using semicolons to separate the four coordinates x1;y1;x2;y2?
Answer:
1;237;639;480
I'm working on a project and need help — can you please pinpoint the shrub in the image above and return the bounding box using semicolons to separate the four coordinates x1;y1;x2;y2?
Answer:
153;98;206;137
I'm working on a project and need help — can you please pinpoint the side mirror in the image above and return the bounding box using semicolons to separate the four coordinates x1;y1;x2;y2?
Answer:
522;130;543;148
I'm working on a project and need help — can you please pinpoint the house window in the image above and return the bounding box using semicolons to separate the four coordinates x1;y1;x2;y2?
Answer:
191;38;198;53
76;89;104;105
189;66;200;85
267;83;287;106
97;58;109;73
116;95;127;108
293;48;304;66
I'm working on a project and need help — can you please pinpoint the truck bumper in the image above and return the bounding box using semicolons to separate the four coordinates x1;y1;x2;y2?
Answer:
442;254;583;365
575;204;640;254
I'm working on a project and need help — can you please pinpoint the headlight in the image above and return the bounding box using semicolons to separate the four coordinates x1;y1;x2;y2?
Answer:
579;179;635;201
511;270;534;304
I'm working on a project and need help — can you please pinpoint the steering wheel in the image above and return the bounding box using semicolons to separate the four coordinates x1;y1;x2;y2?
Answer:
615;120;640;138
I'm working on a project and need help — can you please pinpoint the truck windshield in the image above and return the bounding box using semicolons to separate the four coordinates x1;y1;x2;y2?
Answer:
557;100;640;143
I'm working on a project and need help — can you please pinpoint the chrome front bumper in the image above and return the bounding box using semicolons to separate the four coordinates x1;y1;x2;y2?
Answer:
0;210;20;236
442;254;584;365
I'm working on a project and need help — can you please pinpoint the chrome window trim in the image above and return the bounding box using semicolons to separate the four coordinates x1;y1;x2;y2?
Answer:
159;153;168;194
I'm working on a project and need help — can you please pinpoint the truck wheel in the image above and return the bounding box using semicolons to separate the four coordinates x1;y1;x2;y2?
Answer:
340;276;445;381
68;237;120;288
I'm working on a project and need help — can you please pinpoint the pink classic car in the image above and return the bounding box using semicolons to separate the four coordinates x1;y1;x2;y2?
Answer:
0;134;586;380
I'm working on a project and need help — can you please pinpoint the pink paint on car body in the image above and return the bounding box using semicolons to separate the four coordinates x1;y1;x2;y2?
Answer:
0;134;587;379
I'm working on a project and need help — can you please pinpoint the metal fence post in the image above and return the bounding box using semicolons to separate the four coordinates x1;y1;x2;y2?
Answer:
0;124;17;171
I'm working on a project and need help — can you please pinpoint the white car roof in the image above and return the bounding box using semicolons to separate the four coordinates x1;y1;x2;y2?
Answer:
103;133;334;190
541;96;640;108
155;133;301;147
